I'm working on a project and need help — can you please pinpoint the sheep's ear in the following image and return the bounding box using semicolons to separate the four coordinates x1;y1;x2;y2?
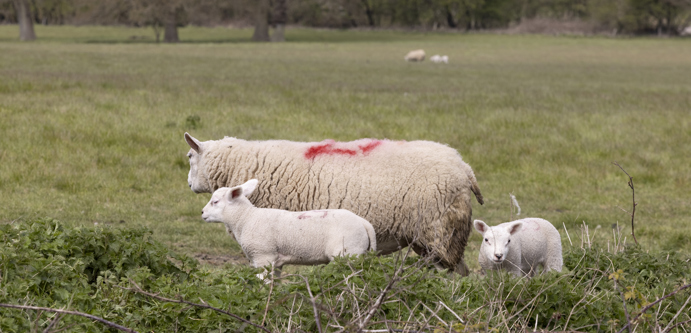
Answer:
508;222;523;235
227;186;244;200
185;132;203;154
473;220;488;234
242;179;258;197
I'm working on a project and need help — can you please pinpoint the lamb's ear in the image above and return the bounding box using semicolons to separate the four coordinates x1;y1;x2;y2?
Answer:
473;220;488;234
185;132;203;154
508;222;523;235
242;179;259;197
227;185;244;201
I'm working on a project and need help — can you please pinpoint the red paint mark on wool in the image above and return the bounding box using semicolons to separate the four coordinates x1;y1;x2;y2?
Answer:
304;139;383;159
359;141;382;155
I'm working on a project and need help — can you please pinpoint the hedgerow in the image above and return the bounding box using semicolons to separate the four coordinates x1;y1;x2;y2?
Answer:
1;219;689;332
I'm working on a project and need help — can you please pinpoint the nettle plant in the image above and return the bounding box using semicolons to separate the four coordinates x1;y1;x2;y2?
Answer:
1;219;690;332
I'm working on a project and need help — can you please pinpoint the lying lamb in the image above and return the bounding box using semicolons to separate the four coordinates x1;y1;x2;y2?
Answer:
473;218;562;277
201;179;377;277
430;55;449;63
404;49;426;62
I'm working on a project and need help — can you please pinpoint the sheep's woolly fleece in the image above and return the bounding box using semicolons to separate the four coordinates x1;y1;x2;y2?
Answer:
185;134;483;274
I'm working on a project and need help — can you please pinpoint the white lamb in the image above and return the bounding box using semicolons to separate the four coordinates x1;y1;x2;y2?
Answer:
473;218;562;277
404;49;426;62
201;179;377;277
430;55;449;63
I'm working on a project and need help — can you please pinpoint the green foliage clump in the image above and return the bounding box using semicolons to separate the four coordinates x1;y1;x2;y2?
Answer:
1;220;690;332
0;219;195;331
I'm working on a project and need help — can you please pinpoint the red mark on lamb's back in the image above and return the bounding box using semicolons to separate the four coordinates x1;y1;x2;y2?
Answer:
304;139;382;159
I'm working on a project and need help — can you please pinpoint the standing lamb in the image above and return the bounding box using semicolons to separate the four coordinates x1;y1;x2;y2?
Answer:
404;49;426;62
473;218;562;277
184;133;484;275
201;179;377;276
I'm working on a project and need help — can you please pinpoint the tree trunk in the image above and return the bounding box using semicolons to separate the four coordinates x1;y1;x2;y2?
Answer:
445;5;457;28
362;0;375;26
13;0;36;41
271;0;287;42
271;24;285;42
252;0;270;42
164;9;179;43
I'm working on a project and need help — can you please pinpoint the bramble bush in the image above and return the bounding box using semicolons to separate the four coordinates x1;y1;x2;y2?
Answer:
1;219;689;332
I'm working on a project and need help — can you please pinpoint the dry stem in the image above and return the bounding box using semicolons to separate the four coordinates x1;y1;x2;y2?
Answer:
613;161;638;245
0;303;137;333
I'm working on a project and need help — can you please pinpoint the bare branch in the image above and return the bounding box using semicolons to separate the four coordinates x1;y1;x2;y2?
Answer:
613;278;632;333
617;282;691;333
120;280;271;333
613;161;639;245
0;303;137;333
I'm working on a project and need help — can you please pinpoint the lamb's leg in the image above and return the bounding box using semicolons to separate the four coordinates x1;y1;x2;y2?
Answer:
252;256;278;283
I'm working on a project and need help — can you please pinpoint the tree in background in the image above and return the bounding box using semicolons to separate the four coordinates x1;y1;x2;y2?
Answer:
252;0;270;41
0;0;689;36
271;0;287;41
11;0;36;40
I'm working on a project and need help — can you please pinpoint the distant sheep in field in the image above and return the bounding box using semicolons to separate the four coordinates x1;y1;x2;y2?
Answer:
184;133;484;275
404;49;426;62
473;218;562;277
430;55;449;63
681;26;691;36
201;179;377;276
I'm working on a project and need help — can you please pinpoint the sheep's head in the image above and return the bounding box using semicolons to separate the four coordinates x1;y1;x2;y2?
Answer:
201;179;258;223
474;220;522;264
185;133;212;193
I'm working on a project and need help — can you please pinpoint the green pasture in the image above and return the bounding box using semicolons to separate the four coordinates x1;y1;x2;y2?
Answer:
1;25;690;270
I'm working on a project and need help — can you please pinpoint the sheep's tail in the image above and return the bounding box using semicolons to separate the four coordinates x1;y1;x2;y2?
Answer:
468;171;484;205
364;223;377;252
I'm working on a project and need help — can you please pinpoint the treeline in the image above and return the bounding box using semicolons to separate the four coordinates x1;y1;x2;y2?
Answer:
1;0;690;41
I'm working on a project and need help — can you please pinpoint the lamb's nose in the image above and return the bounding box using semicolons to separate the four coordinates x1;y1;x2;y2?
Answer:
495;254;503;260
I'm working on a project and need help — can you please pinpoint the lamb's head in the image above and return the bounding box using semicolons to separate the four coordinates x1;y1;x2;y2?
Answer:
474;220;523;264
201;179;258;222
185;133;213;193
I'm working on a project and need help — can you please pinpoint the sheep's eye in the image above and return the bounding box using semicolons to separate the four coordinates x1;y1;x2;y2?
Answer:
507;239;510;243
484;238;488;242
212;200;219;205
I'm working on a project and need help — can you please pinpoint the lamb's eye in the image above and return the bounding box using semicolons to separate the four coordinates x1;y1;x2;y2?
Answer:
484;238;488;242
212;200;219;205
507;239;510;243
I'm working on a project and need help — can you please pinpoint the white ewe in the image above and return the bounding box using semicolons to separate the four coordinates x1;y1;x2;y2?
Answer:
201;179;377;277
184;133;483;275
473;218;562;277
404;49;426;62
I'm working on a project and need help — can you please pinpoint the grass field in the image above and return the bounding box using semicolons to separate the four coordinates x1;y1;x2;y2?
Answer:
1;25;690;271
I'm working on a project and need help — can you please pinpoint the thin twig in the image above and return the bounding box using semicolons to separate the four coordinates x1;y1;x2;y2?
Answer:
291;275;323;333
663;318;691;333
613;278;632;333
613;161;639;245
120;280;271;333
439;301;464;324
617;282;691;333
661;292;691;333
261;269;276;327
0;303;137;333
42;312;62;333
